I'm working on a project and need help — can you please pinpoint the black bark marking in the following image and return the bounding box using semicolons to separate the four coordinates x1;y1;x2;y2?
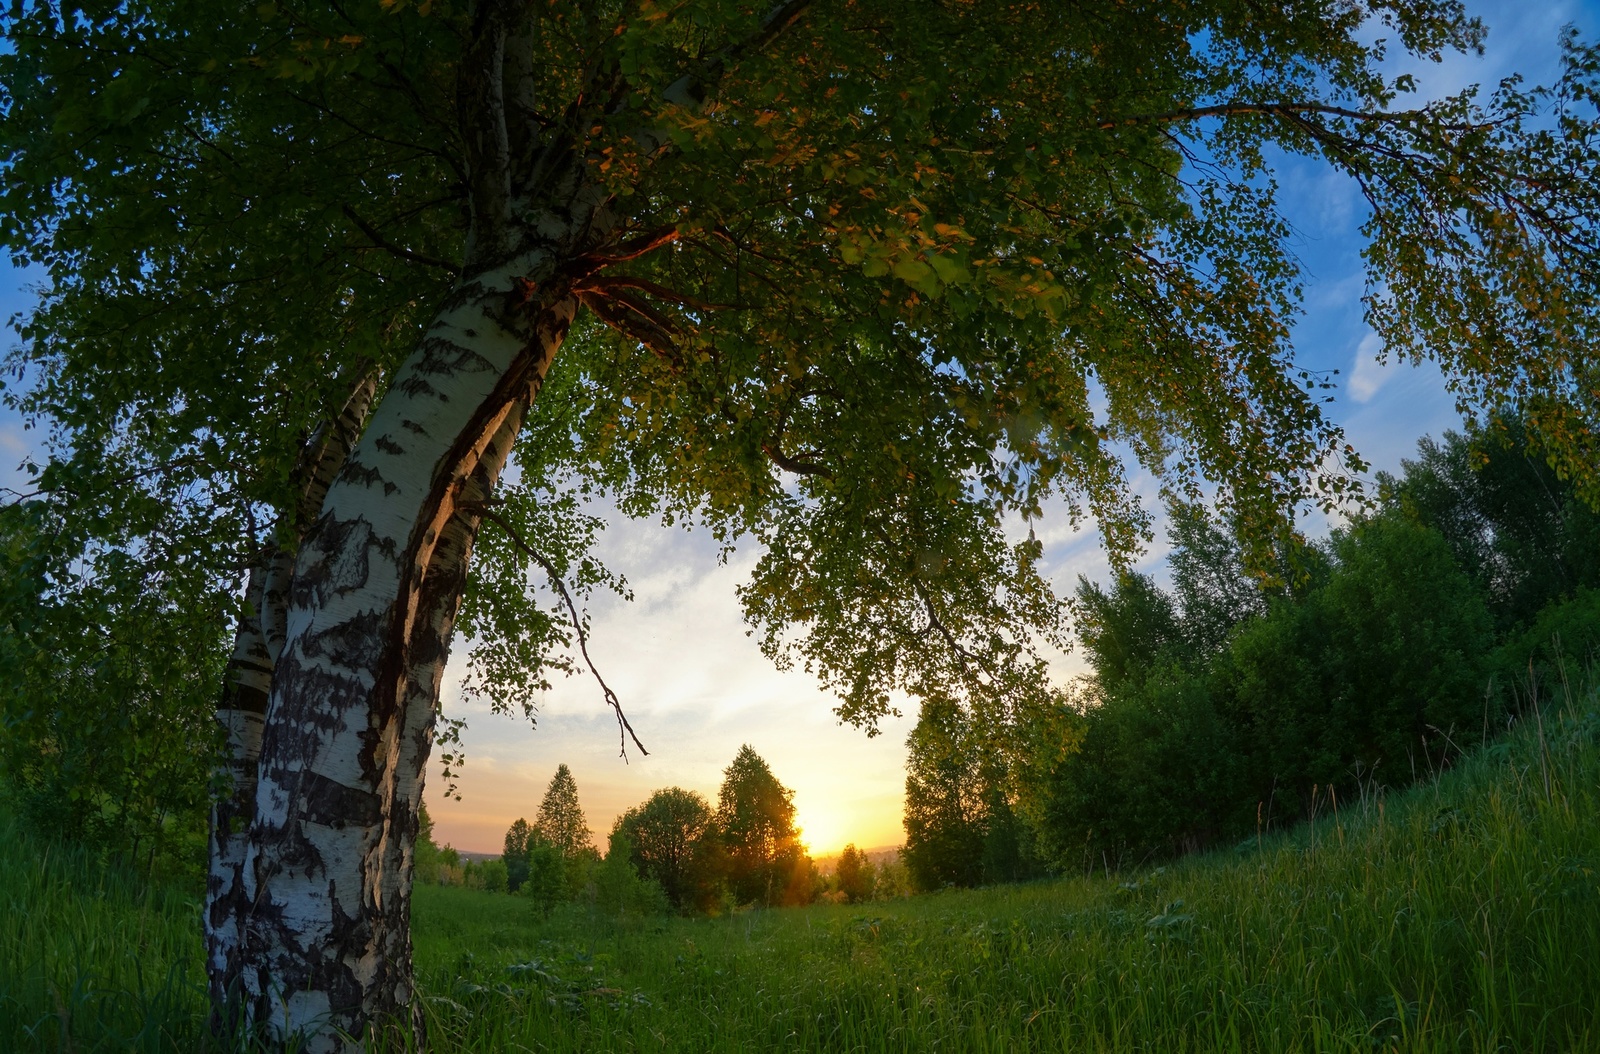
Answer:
290;517;388;612
401;419;428;435
307;608;391;671
258;660;364;805
395;375;442;399
300;770;384;830
336;461;389;489
416;334;498;376
374;435;406;456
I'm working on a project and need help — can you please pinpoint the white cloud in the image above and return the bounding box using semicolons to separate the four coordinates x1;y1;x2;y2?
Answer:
1348;331;1398;404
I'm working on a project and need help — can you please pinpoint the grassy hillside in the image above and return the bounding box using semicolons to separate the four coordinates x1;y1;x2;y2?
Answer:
4;682;1597;1052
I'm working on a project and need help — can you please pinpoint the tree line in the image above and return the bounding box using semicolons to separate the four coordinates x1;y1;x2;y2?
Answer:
900;418;1600;883
411;745;909;916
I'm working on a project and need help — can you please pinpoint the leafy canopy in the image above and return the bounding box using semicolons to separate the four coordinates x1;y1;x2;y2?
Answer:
3;0;1598;739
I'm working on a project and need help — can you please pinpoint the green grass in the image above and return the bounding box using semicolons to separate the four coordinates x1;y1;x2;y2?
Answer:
0;814;208;1051
5;685;1598;1052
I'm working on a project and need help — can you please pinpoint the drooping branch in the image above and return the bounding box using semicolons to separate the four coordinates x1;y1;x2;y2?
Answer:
474;505;649;760
340;204;460;275
1098;99;1492;134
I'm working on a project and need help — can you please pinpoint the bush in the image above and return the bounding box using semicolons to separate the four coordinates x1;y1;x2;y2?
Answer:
1491;588;1600;714
1035;664;1238;869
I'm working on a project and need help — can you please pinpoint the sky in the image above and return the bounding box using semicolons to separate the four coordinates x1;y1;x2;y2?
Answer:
2;2;1595;856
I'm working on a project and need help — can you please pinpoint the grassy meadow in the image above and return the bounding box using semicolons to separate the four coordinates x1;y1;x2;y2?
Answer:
4;683;1598;1053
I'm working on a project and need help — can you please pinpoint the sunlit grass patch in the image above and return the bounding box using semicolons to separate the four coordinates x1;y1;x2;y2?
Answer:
410;685;1600;1052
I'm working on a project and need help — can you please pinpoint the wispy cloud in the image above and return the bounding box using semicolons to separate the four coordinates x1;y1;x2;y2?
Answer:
1348;332;1398;404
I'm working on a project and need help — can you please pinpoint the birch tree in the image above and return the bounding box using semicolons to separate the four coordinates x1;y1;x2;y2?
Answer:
4;0;1600;1048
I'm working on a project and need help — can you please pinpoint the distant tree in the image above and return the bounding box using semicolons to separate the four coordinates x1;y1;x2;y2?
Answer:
834;845;874;904
593;830;670;918
1381;420;1600;631
502;817;533;893
413;805;443;886
479;858;509;894
521;833;567;915
901;700;987;890
873;854;915;900
1073;573;1189;695
1228;513;1495;815
1492;588;1600;712
613;787;716;912
1166;503;1271;657
1030;664;1239;869
534;764;595;860
716;745;807;906
562;844;601;903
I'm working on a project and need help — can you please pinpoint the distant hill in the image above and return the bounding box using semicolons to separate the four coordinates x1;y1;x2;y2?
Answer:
813;845;901;874
442;848;501;864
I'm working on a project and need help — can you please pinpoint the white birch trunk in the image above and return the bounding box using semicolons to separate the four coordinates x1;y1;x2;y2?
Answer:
207;373;378;1029
226;254;579;1050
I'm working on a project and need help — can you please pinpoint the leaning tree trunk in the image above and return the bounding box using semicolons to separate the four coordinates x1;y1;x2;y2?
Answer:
201;0;758;1038
205;0;605;1036
208;250;582;1049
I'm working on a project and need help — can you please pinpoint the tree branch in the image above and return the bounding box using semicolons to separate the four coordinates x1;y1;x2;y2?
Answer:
474;506;649;760
663;0;816;109
340;204;460;274
1098;100;1489;133
458;0;519;265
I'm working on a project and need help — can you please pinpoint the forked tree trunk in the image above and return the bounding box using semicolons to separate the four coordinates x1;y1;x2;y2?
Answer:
205;250;580;1050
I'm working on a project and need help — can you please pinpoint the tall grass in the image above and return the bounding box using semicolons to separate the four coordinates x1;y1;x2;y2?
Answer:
4;675;1597;1052
0;812;207;1051
414;678;1600;1052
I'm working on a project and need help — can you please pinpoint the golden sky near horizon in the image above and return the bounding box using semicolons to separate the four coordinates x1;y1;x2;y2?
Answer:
422;528;930;858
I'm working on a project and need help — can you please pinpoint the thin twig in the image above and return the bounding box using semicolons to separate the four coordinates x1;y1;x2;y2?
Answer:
476;506;648;759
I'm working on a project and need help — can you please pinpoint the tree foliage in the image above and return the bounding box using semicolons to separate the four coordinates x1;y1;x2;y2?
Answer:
833;844;874;904
900;698;1039;890
6;0;1598;746
534;764;594;860
1380;419;1600;632
502;817;533;893
612;786;717;913
0;501;225;871
1036;420;1596;868
715;744;806;906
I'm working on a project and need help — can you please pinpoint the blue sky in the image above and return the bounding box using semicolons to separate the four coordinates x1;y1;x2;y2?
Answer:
4;2;1596;852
